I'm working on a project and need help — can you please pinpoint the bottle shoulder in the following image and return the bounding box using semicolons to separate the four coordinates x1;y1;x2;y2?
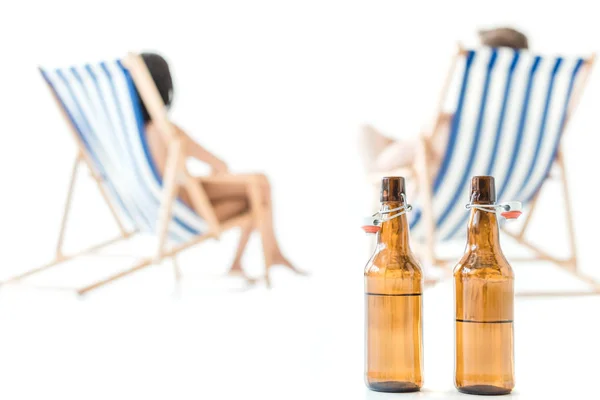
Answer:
453;250;514;279
365;249;423;277
365;249;423;294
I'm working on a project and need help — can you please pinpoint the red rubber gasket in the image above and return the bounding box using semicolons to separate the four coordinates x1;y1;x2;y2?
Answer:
362;225;381;234
501;210;522;219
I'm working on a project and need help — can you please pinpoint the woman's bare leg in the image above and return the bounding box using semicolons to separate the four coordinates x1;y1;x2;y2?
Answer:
228;217;255;282
249;175;302;274
246;176;275;286
211;198;248;222
198;175;300;279
210;198;256;281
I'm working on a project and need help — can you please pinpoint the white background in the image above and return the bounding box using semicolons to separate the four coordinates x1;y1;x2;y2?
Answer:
0;1;599;399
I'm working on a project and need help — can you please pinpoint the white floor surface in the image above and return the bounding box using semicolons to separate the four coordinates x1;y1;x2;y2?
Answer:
0;237;598;399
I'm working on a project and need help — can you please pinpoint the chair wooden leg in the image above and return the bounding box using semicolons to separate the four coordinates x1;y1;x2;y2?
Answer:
499;153;600;296
503;229;571;265
2;154;134;286
172;255;182;283
504;229;600;295
2;233;133;284
155;141;183;259
61;152;129;245
416;137;437;269
77;256;157;295
556;150;578;269
77;215;252;295
55;156;81;258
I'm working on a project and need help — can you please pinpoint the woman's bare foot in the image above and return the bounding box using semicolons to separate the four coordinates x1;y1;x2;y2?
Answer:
271;252;307;275
227;262;257;284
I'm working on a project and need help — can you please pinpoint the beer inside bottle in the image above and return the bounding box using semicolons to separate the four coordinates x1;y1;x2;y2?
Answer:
364;177;423;392
454;176;515;395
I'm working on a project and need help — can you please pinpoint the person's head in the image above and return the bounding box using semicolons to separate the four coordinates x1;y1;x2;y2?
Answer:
478;27;529;50
139;52;174;123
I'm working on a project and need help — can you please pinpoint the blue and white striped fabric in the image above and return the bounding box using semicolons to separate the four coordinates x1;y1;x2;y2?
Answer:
410;47;586;241
41;60;208;243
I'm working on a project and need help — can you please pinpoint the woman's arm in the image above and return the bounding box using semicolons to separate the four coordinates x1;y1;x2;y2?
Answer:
174;124;229;174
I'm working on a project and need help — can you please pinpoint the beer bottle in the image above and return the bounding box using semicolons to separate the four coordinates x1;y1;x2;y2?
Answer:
454;176;515;395
364;177;423;392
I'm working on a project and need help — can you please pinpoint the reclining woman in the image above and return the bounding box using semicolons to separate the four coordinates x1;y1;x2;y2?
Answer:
360;27;529;181
139;53;300;282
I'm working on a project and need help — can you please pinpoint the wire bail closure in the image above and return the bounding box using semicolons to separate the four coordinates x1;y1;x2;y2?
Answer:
362;194;413;234
465;201;523;220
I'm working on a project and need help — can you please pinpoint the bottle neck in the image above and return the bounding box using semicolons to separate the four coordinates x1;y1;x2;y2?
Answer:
377;201;411;252
466;208;501;252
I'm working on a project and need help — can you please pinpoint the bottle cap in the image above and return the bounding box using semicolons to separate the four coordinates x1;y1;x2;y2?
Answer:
470;176;496;204
380;177;406;202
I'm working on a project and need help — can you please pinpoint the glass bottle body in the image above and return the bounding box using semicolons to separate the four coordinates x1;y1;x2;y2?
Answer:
454;206;515;395
364;200;423;393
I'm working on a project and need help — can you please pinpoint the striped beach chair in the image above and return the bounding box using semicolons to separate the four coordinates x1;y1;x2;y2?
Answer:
5;54;261;294
392;46;597;295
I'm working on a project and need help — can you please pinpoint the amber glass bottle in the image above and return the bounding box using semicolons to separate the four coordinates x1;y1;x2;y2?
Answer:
364;177;423;393
454;176;515;395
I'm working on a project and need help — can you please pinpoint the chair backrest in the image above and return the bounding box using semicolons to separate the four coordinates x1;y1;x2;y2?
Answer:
41;59;208;243
411;47;591;241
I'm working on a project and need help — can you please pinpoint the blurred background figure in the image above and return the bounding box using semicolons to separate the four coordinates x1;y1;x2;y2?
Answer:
140;53;300;278
359;27;529;182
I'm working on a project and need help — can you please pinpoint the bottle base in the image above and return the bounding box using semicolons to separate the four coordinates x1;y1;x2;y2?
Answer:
367;381;421;393
457;385;512;396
